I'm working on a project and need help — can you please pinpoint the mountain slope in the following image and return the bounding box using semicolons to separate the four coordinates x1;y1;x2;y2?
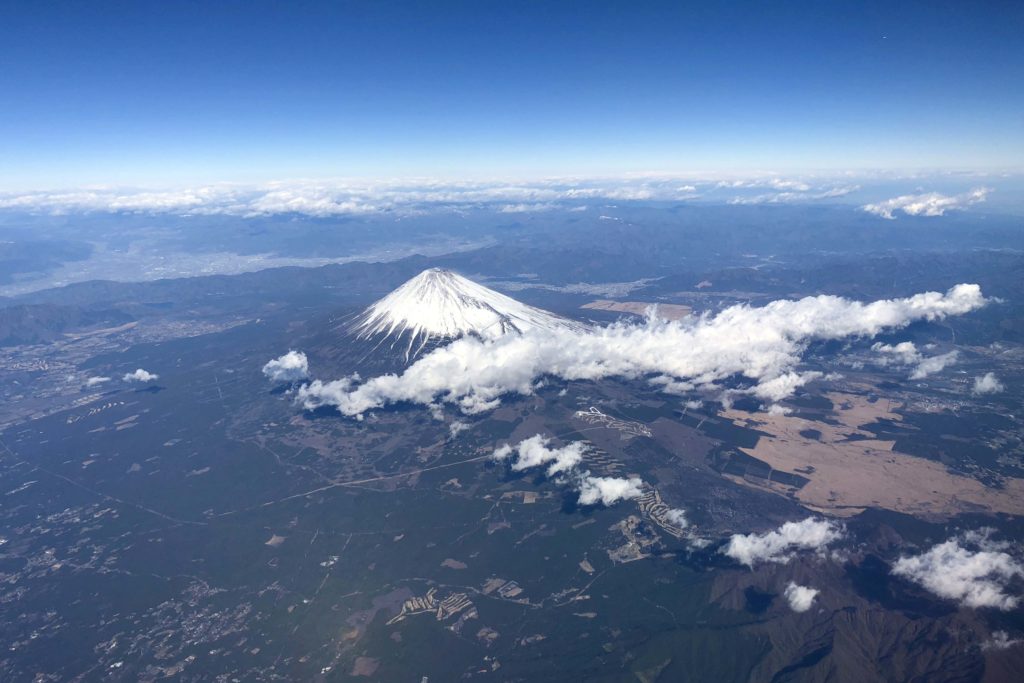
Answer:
352;268;583;359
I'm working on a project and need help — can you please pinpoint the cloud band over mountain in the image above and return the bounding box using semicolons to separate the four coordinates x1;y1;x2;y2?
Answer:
295;284;986;417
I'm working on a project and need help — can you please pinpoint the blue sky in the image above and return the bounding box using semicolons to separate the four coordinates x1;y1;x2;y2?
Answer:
1;1;1022;188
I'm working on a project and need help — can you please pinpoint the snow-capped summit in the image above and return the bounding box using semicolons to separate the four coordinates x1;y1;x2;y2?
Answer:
352;268;583;359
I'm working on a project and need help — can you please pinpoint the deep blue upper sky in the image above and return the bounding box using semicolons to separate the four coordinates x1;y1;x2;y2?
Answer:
2;0;1022;187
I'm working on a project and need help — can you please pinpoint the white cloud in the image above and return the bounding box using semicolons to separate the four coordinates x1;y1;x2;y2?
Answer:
983;631;1023;651
872;341;920;365
262;350;309;382
85;376;111;387
0;178;705;217
783;582;820;612
727;185;859;205
973;372;1005;395
872;342;958;379
908;351;958;379
862;187;989;219
296;284;986;418
491;435;643;507
576;474;644;506
123;368;158;383
717;178;812;191
0;176;880;218
752;371;822;402
448;420;470;438
665;508;689;528
892;532;1023;610
491;434;587;476
723;518;844;567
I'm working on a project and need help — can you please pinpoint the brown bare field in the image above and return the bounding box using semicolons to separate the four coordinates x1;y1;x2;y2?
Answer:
581;300;692;320
721;392;1024;518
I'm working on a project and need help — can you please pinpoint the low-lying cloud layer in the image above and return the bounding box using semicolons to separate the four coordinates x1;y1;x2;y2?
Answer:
891;530;1023;610
0;178;691;216
723;518;844;567
862;187;989;219
727;185;859;205
0;176;865;217
262;351;310;382
295;284;986;418
491;435;644;507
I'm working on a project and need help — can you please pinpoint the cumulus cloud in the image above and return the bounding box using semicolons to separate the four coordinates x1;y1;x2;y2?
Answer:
85;376;111;387
491;434;587;476
262;350;310;383
891;531;1023;610
491;435;643;507
665;508;689;528
872;342;959;379
983;631;1023;651
909;351;959;379
448;420;470;438
784;582;820;612
973;372;1005;395
576;474;644;506
872;341;921;365
723;518;844;567
296;284;986;418
123;368;159;383
862;187;990;219
752;371;822;402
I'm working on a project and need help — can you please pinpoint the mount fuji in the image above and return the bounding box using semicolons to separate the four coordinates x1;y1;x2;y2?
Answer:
351;268;584;359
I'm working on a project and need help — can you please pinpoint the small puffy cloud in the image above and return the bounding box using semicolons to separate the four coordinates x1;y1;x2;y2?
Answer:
973;372;1004;395
982;631;1023;651
872;341;920;365
872;342;958;379
723;518;844;567
491;435;643;507
298;285;986;418
862;187;990;219
448;420;470;438
262;350;309;382
908;350;958;379
492;434;587;476
85;376;111;387
665;508;689;528
576;474;644;506
891;531;1023;610
784;582;820;612
752;371;822;402
123;368;159;383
